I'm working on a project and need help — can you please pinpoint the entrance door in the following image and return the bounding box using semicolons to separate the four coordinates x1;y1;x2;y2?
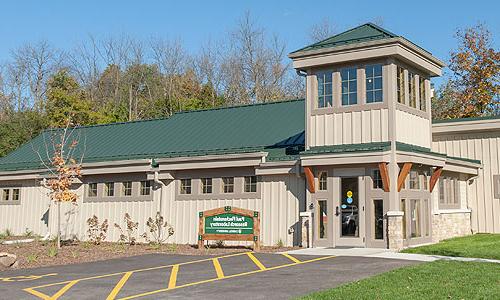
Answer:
335;176;365;247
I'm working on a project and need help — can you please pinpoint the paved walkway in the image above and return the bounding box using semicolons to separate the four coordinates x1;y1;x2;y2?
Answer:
284;247;500;264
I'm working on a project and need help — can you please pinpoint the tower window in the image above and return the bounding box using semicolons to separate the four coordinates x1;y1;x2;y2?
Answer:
317;71;333;108
365;64;383;103
341;68;357;105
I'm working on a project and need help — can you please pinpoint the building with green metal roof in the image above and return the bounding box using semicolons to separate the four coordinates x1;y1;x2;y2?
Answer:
0;23;498;249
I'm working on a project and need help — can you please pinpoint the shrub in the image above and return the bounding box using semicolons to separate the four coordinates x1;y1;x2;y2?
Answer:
47;245;58;257
141;212;174;245
26;253;39;263
276;239;284;248
24;228;34;237
86;215;109;245
114;213;139;245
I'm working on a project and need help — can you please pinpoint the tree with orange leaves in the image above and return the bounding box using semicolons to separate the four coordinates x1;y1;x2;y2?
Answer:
433;24;499;119
35;116;84;248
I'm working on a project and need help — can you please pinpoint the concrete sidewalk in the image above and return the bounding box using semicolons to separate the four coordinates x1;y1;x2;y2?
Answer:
284;247;500;264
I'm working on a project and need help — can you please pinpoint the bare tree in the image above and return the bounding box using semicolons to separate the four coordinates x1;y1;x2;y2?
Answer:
194;39;225;106
309;17;337;43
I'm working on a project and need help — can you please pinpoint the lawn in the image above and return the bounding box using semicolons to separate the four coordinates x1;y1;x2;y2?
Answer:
298;260;500;300
402;233;500;260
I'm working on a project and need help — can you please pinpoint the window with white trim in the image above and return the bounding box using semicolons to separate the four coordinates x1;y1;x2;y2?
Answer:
244;176;257;193
372;169;383;189
122;181;132;196
397;66;405;104
88;183;98;197
409;171;420;190
419;77;427;111
317;71;333;108
104;182;114;197
438;177;460;209
201;178;212;194
341;67;357;105
222;177;234;193
365;64;383;103
180;179;191;195
408;72;416;108
318;171;328;191
140;180;151;196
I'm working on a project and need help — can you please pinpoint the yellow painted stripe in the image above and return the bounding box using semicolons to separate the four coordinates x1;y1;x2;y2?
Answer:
49;280;79;300
281;253;301;264
168;265;179;289
212;258;224;279
23;288;51;300
25;251;251;291
118;255;336;300
246;252;266;270
106;272;133;300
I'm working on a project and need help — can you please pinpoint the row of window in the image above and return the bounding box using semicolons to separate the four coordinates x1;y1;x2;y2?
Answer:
87;181;152;198
1;188;20;201
317;64;383;108
317;64;428;111
179;176;258;195
397;66;427;111
316;170;427;191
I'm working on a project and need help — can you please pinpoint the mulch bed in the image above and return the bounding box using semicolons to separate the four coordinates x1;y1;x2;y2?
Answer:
0;239;298;271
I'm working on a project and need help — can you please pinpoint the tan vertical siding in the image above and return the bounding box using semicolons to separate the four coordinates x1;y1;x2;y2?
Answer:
395;110;431;147
309;108;390;147
432;132;500;233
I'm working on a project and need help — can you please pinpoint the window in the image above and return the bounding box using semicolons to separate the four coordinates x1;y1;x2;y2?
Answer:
104;182;114;197
419;77;426;111
12;189;20;201
365;64;383;103
410;199;421;238
317;71;333;108
341;67;357;105
374;199;384;240
401;199;407;239
244;176;257;193
180;179;191;195
222;177;234;193
88;183;97;197
409;171;420;190
318;200;328;239
494;175;500;199
372;170;383;189
122;181;132;196
408;72;416;108
397;66;405;104
140;181;151;196
201;178;212;194
318;171;328;191
2;189;10;201
439;177;460;208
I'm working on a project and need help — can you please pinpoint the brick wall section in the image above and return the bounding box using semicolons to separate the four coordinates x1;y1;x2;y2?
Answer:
387;215;404;249
432;212;472;242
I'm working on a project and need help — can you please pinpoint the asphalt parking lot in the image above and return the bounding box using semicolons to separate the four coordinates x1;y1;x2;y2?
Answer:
0;252;419;299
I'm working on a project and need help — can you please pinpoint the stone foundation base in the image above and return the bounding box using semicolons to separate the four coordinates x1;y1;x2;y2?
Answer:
432;211;471;242
387;212;404;250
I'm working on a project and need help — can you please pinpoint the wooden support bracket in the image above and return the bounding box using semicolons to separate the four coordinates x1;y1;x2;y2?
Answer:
378;162;390;192
429;166;443;192
304;166;315;194
397;162;412;192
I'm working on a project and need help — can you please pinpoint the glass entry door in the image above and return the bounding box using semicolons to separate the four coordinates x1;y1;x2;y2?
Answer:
335;176;365;247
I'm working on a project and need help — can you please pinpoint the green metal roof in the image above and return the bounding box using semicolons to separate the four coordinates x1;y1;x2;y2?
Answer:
396;142;481;165
433;114;500;124
301;142;391;156
0;99;306;171
291;23;398;54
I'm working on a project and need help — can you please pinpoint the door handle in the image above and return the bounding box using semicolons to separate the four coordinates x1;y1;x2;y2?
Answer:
335;206;340;216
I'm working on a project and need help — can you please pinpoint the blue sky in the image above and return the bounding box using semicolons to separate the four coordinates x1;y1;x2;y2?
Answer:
1;0;498;86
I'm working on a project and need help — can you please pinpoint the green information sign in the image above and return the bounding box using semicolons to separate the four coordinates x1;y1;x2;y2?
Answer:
204;213;254;234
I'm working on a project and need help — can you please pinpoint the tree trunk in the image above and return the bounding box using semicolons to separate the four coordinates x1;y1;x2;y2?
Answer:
57;201;61;249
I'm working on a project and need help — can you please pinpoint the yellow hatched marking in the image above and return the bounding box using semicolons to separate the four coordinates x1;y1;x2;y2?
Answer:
281;253;301;263
0;273;58;282
23;288;51;300
212;258;225;279
117;255;336;300
106;272;133;300
168;265;179;289
246;252;266;270
25;251;250;291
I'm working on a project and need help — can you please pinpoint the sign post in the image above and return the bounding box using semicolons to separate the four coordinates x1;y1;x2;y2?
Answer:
198;206;260;251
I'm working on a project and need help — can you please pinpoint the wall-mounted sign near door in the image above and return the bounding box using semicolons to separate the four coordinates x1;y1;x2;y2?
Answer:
198;206;261;251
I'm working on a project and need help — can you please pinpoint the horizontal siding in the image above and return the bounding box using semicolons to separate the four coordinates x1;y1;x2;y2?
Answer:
432;132;500;233
310;108;389;147
396;110;430;148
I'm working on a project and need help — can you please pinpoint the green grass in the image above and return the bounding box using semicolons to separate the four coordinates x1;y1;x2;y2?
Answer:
402;234;500;260
298;261;500;300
